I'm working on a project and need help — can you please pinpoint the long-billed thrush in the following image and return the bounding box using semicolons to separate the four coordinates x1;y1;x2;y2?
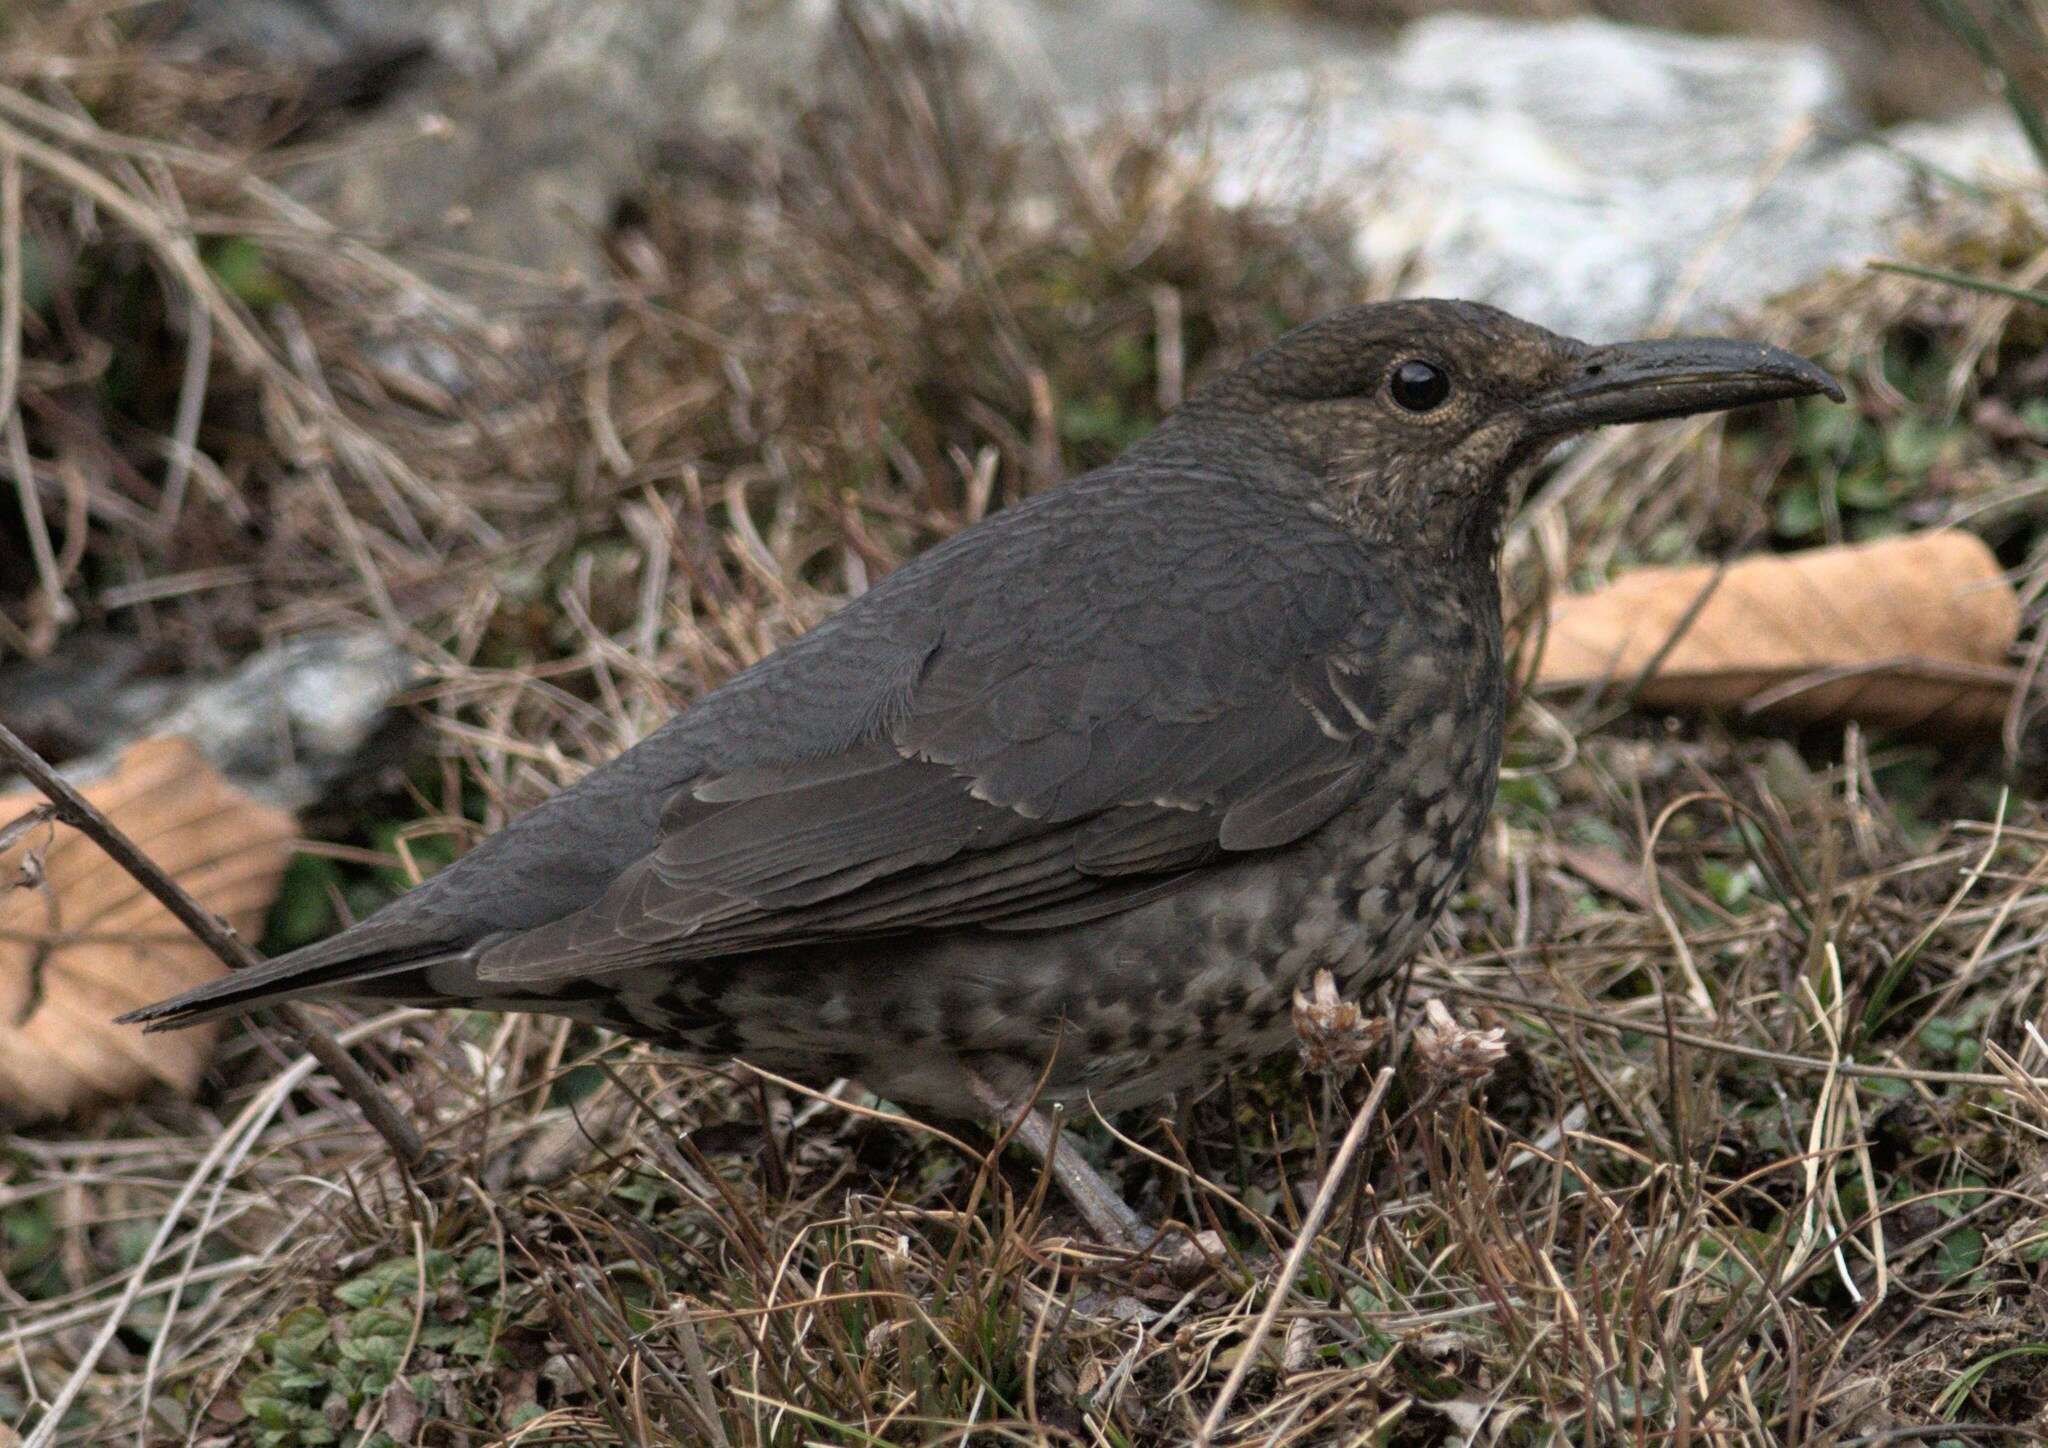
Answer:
125;301;1842;1239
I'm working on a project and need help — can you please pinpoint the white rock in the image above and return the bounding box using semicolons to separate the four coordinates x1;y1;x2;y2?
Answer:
1201;15;2037;340
1;634;424;812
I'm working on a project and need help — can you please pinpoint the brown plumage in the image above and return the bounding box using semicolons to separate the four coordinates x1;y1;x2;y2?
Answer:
124;300;1840;1119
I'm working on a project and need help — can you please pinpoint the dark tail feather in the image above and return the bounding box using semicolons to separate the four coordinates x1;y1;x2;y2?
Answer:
115;926;467;1032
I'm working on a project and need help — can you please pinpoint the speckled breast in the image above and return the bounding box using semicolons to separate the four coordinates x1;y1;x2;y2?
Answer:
580;656;1503;1118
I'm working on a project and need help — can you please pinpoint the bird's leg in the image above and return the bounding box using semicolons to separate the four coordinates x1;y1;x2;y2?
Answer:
750;1076;791;1200
963;1072;1145;1249
1010;1101;1149;1249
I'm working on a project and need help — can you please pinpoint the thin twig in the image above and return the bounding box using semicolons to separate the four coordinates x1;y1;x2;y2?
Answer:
1195;1065;1395;1446
1442;980;2047;1090
1867;259;2048;309
0;721;433;1175
1;147;70;647
158;287;210;537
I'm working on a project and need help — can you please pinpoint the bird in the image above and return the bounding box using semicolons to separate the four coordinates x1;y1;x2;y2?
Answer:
125;300;1841;1240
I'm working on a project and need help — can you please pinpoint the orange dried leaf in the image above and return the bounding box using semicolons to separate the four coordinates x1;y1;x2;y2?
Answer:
1532;531;2021;734
0;738;295;1120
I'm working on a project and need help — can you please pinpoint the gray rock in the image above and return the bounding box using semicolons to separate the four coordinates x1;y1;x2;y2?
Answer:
1200;15;2037;340
165;0;1365;282
164;0;425;63
167;1;781;282
0;633;419;812
164;4;2033;334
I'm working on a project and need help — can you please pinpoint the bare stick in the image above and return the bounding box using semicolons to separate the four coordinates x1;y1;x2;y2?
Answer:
1195;1066;1395;1446
0;720;434;1175
965;1068;1148;1248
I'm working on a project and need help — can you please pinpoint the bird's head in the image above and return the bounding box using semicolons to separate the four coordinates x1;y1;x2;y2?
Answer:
1173;299;1844;559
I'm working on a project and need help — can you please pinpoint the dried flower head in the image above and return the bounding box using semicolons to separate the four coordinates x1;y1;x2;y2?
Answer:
1412;998;1509;1085
1292;968;1386;1076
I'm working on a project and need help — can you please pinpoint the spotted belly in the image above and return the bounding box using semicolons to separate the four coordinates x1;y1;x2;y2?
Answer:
551;715;1499;1120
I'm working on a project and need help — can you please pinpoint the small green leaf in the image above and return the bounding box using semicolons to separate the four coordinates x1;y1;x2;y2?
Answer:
460;1247;501;1288
1797;397;1867;460
1934;1227;1983;1280
16;231;56;314
1774;482;1822;539
205;236;288;307
333;1275;382;1310
267;854;342;951
1879;417;1953;479
1935;1343;2048;1418
1700;860;1757;910
1496;774;1560;821
1837;465;1903;511
549;1062;607;1106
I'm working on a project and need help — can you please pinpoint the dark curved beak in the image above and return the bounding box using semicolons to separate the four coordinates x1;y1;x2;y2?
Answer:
1533;336;1845;433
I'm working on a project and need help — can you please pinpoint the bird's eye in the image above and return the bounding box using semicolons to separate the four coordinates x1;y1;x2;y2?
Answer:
1389;359;1451;412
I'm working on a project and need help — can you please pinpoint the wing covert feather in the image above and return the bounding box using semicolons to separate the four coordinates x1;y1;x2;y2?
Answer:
476;472;1417;986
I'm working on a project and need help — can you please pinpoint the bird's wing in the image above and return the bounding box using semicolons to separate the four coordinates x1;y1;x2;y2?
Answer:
474;471;1424;986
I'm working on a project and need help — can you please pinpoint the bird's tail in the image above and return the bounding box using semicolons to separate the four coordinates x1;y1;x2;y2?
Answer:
115;923;473;1031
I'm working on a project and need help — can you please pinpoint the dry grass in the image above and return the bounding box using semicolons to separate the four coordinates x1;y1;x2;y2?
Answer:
4;4;2048;1445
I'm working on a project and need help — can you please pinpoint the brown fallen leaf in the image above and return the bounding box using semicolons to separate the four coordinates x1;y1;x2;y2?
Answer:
1531;531;2022;735
0;737;295;1120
